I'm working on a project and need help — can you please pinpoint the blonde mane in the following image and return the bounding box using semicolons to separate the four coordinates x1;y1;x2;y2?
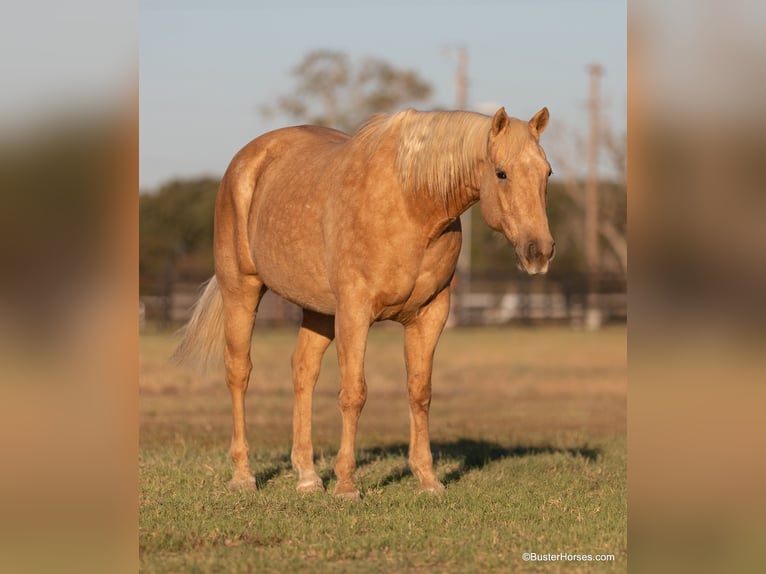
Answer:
354;110;494;204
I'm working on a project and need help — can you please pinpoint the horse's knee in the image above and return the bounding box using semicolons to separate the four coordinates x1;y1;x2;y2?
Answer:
338;380;367;412
408;375;431;411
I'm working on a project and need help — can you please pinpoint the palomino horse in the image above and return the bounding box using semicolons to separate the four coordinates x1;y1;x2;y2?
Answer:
173;107;555;499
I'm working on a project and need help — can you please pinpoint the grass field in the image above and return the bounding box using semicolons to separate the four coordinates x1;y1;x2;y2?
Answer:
140;324;626;573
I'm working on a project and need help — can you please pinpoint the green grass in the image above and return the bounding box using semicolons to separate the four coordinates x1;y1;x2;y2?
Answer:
140;325;626;573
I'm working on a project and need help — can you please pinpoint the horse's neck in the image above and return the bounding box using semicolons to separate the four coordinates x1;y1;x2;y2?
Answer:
406;158;483;223
407;181;479;243
427;175;481;218
447;185;481;218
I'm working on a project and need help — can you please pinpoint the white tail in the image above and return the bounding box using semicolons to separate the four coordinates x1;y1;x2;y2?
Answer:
171;276;225;373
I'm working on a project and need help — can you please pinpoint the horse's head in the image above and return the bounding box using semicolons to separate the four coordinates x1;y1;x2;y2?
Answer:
480;107;555;275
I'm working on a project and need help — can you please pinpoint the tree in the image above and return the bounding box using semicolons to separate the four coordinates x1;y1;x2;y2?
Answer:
549;125;627;277
262;50;433;133
139;177;218;296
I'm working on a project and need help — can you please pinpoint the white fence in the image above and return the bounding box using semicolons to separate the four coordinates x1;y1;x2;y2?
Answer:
141;278;626;329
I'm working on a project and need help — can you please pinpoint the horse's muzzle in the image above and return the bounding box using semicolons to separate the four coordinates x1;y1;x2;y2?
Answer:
517;239;555;275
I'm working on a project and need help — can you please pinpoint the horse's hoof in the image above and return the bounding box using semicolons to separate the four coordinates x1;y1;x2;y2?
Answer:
334;490;361;501
296;477;324;493
228;475;256;491
333;482;361;501
418;481;445;496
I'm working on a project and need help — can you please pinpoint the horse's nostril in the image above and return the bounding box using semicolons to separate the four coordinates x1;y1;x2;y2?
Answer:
526;241;537;262
550;242;556;259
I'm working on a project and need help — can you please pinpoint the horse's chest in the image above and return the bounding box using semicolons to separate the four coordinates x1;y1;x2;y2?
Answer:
377;230;461;321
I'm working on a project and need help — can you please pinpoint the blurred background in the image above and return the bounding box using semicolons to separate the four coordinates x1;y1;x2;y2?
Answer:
138;0;627;331
2;0;764;572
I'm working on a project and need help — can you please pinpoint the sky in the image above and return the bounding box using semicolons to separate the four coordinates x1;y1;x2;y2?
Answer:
140;0;626;191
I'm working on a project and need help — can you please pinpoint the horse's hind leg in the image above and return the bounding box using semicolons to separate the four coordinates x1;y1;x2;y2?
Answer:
220;274;266;490
291;310;335;492
403;287;451;494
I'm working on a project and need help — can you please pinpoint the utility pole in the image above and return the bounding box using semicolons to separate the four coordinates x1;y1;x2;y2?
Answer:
454;46;471;301
455;46;468;110
585;63;603;330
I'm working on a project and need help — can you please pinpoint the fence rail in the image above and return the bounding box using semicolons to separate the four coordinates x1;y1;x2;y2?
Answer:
141;272;625;329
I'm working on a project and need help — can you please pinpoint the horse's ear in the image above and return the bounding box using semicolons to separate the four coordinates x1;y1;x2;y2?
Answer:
491;107;509;136
529;107;549;137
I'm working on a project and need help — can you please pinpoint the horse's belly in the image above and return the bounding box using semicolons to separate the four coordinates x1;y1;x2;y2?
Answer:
259;264;337;315
249;203;337;315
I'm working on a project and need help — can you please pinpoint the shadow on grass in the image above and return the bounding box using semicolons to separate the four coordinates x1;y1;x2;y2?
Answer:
357;439;601;487
250;439;601;489
253;453;292;488
435;439;600;485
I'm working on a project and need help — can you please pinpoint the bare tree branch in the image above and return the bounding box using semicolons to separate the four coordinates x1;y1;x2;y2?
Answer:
553;140;627;275
263;50;432;133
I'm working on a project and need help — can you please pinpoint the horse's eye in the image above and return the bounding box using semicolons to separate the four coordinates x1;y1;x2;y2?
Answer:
496;169;507;180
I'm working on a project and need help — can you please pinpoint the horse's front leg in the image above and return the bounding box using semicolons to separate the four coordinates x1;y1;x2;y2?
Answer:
333;302;371;500
291;310;334;492
403;287;451;494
